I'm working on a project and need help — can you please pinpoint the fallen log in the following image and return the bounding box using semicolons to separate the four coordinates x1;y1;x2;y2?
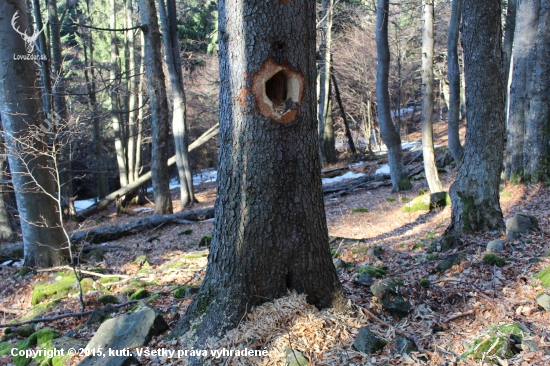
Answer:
77;124;219;221
0;207;214;261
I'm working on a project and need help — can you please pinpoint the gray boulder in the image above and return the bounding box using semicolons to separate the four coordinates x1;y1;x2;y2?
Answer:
391;335;417;355
438;235;463;253
333;258;351;270
436;253;465;272
285;347;309;366
506;214;540;234
537;294;550;312
486;239;504;253
353;327;387;354
370;279;412;317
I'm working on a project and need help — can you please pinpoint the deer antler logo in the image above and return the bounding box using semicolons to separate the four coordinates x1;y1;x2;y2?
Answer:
11;11;47;54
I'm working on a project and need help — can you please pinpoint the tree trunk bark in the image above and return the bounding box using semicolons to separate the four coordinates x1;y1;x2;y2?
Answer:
523;0;550;183
503;0;517;126
421;0;443;193
504;0;539;182
125;0;137;189
375;0;411;192
158;0;196;208
447;0;464;163
447;0;506;234
0;125;14;240
172;0;348;351
138;0;173;215
0;0;69;267
322;78;337;163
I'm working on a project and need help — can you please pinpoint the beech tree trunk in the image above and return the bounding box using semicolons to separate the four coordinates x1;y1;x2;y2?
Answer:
332;73;357;155
447;0;463;163
172;0;348;351
504;0;539;183
375;0;411;192
125;0;137;189
523;0;549;182
158;0;195;208
0;0;68;267
447;0;505;234
503;0;517;126
0;122;14;240
138;0;173;215
421;0;443;193
322;78;337;163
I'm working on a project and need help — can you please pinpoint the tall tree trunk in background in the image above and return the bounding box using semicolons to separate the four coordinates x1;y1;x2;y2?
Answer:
83;0;107;199
447;0;463;163
138;0;173;214
322;78;337;163
318;0;334;165
375;0;411;192
159;0;196;208
125;0;137;189
0;122;14;240
447;0;505;234
504;0;539;183
0;0;68;267
47;0;75;219
332;73;357;155
523;0;549;183
503;0;517;126
421;0;443;193
459;48;466;119
172;0;348;351
110;0;128;191
32;0;53;124
135;32;145;184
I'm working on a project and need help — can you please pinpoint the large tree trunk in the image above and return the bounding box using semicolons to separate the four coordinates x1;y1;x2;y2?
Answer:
503;0;517;127
523;0;550;183
138;0;173;215
0;124;14;240
504;0;539;182
318;0;334;165
332;73;357;155
375;0;411;192
125;0;137;189
421;0;443;193
158;0;195;208
172;0;348;351
0;0;68;267
447;0;506;234
447;0;463;163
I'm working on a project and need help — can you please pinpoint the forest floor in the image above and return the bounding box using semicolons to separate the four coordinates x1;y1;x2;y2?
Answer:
1;119;550;365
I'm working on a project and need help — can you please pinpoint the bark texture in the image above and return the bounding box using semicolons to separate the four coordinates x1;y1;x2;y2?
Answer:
504;0;539;182
421;0;442;193
447;0;506;234
172;0;348;351
375;0;411;192
138;0;173;214
0;0;68;267
503;0;517;126
447;0;463;163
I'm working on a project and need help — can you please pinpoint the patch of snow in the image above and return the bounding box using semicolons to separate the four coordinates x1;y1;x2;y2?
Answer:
322;171;365;185
375;164;390;175
193;168;217;185
12;261;23;267
401;141;422;151
2;260;12;266
390;107;414;117
73;198;96;211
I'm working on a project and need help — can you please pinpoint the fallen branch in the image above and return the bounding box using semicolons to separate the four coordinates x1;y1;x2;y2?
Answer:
360;306;434;359
0;308;24;315
0;301;139;328
443;310;475;323
77;123;219;221
37;266;131;279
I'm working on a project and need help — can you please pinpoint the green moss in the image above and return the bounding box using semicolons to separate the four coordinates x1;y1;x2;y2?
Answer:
412;243;425;250
178;229;193;235
99;277;120;284
87;267;105;274
418;189;428;196
188;241;198;246
426;253;438;260
146;294;160;303
183;253;207;259
490;323;526;337
398;177;413;191
133;255;150;266
27;328;60;346
400;197;410;203
437;168;446;173
174;286;187;299
357;265;388;278
402;192;450;213
199;235;212;247
385;198;396;203
137;268;150;274
31;273;93;305
169;261;186;269
501;191;512;198
461;334;512;362
419;279;431;287
98;295;119;305
15;267;32;277
483;254;506;267
330;249;340;258
398;242;406;248
533;265;550;288
457;192;475;232
350;207;369;212
129;289;150;301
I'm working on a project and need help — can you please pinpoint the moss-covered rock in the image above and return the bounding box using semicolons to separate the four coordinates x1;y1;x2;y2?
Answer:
9;300;61;324
31;273;94;305
99;276;120;284
483;253;506;267
129;289;150;301
98;295;119;305
177;229;193;235
358;265;387;278
133;255;150;266
174;286;186;299
402;192;451;213
505;213;540;234
436;253;465;271
199;235;212;247
419;279;431;287
353;327;387;354
533;265;550;288
86;249;105;261
460;323;527;363
350;207;369;212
